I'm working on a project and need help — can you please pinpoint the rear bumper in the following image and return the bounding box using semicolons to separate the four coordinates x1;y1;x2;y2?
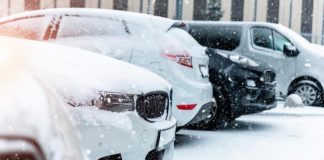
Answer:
172;82;214;127
187;101;216;125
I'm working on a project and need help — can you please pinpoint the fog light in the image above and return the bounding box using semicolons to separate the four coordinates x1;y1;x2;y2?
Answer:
246;79;256;87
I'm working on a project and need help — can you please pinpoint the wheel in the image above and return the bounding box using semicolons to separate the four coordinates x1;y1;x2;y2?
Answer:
290;80;322;106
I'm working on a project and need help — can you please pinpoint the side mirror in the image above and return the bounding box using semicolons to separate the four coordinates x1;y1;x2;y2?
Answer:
283;43;299;57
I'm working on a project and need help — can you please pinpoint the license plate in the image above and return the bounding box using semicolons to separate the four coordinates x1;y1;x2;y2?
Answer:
157;125;176;149
199;65;209;78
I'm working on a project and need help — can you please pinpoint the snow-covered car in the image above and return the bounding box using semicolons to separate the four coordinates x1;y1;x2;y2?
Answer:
0;8;214;128
0;36;176;160
187;21;324;106
0;52;86;160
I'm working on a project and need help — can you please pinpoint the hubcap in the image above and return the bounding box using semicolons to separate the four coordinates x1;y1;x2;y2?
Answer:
295;84;318;106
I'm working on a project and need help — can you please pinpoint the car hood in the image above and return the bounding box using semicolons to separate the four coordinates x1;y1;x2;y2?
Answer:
210;49;275;73
0;36;171;103
311;44;324;56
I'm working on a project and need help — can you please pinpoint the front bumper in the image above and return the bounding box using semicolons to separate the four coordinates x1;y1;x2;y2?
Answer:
229;83;277;116
70;108;176;160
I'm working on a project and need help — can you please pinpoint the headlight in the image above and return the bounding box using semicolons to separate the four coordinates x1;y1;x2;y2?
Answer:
93;92;135;112
228;55;259;67
68;92;135;112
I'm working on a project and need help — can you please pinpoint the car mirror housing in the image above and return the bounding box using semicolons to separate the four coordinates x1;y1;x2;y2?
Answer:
283;43;299;57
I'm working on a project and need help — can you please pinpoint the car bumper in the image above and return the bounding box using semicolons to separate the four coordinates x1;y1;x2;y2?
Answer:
186;101;216;125
70;108;176;160
172;82;214;127
231;85;277;116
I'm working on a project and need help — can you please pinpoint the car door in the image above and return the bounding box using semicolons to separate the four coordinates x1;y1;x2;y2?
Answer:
247;26;296;96
48;15;132;62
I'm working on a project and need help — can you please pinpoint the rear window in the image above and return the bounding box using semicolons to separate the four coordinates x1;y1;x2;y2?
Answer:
189;25;242;51
57;16;129;38
167;28;201;47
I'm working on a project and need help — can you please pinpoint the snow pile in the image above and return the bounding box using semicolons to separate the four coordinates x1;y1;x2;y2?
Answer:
284;94;304;108
176;102;324;160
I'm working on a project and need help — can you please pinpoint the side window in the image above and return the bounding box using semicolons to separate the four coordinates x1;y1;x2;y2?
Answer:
0;16;53;40
251;27;273;50
273;31;292;52
188;26;209;47
56;16;128;38
190;25;242;51
208;26;242;51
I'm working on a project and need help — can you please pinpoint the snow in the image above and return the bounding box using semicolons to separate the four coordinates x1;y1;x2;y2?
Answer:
175;102;324;160
69;106;134;130
284;94;304;107
0;36;171;105
0;70;86;159
0;8;175;32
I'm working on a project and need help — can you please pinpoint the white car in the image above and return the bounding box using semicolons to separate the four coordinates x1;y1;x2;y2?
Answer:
0;8;215;127
0;36;176;160
188;21;324;106
0;52;86;160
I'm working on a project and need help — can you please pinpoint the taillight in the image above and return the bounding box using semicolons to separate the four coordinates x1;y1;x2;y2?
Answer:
163;52;193;68
176;104;197;110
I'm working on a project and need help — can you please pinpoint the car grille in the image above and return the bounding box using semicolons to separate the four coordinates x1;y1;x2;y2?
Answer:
263;70;276;83
136;92;169;121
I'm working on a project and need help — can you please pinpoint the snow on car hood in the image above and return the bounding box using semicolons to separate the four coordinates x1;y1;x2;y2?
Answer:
0;36;171;104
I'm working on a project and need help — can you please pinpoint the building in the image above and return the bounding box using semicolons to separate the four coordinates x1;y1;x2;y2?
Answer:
0;0;323;44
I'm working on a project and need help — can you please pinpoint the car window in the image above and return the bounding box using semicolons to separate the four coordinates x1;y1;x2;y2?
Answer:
167;28;201;47
57;16;128;38
189;25;242;51
251;27;273;50
0;16;52;40
273;31;292;52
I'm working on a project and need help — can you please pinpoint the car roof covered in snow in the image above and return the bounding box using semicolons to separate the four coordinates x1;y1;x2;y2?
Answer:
186;21;289;32
0;8;176;32
0;36;171;104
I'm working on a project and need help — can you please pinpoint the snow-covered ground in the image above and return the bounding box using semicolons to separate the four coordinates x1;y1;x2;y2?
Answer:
175;102;324;160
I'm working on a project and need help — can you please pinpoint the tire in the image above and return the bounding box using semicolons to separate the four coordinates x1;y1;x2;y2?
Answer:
290;80;322;106
188;86;232;130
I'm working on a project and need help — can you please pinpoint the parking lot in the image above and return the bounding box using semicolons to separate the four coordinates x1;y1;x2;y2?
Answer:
175;102;324;160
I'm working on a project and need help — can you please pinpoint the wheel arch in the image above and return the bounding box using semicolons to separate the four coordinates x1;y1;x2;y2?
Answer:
287;76;323;95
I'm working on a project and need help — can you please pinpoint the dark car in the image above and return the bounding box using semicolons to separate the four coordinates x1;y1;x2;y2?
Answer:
187;23;277;128
210;48;276;116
